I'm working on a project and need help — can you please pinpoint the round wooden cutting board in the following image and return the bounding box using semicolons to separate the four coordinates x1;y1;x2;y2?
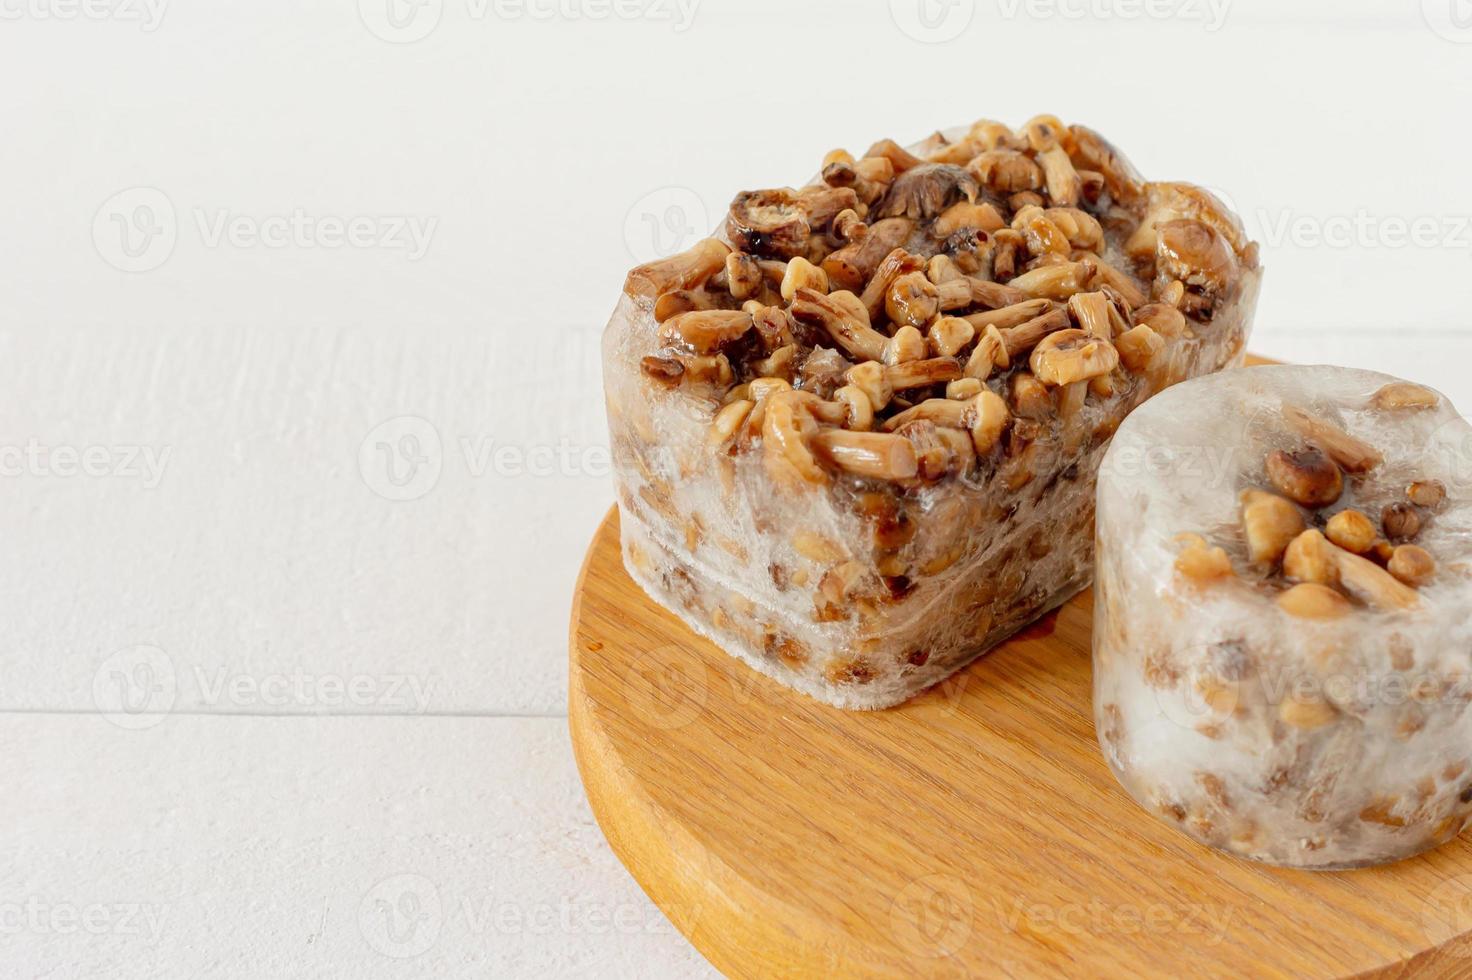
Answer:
569;505;1472;979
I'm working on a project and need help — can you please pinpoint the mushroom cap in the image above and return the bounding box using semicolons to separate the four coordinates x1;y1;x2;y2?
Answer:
1156;218;1240;291
1266;448;1345;509
1028;328;1119;386
873;164;980;222
726;189;810;259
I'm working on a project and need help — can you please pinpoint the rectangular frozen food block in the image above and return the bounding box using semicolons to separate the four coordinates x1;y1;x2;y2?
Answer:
604;115;1263;709
1095;365;1472;868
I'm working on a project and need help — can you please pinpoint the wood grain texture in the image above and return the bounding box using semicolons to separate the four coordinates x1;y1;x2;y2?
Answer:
570;508;1472;978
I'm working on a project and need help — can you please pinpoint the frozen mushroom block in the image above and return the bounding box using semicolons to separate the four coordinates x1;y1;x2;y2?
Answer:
1095;365;1472;868
606;115;1263;709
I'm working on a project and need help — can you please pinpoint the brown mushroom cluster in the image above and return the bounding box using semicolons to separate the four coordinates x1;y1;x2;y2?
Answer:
607;116;1263;708
1175;386;1449;615
625;115;1261;492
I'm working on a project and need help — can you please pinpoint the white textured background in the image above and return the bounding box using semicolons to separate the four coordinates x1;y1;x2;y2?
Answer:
2;0;1470;976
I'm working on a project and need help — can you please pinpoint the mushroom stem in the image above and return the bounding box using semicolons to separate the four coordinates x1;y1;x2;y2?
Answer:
1282;405;1384;473
1067;291;1114;340
881;398;968;432
968;278;1030;310
1039;146;1082;206
859;249;924;321
885;357;963;391
625;238;730;300
811;430;919;481
1000;308;1072;359
790;288;890;362
963;299;1052;331
1090;257;1148;309
1008;258;1097;301
821;218;914;292
863;139;923;174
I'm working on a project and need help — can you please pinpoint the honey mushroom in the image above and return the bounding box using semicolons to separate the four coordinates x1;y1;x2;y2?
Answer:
1325;509;1376;554
611;115;1263;710
1095;365;1471;869
1265;449;1342;508
1409;480;1447;509
1240;491;1304;564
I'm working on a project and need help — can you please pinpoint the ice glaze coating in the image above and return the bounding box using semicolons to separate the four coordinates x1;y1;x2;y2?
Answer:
1095;365;1472;867
608;117;1262;709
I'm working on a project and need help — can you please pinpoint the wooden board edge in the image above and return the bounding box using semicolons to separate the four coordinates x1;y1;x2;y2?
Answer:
568;509;945;979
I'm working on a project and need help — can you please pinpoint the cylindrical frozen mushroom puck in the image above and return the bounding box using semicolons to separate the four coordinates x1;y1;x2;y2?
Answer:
1094;364;1472;869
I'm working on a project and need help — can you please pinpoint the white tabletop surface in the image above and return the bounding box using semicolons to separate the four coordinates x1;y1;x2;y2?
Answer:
3;1;1471;976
